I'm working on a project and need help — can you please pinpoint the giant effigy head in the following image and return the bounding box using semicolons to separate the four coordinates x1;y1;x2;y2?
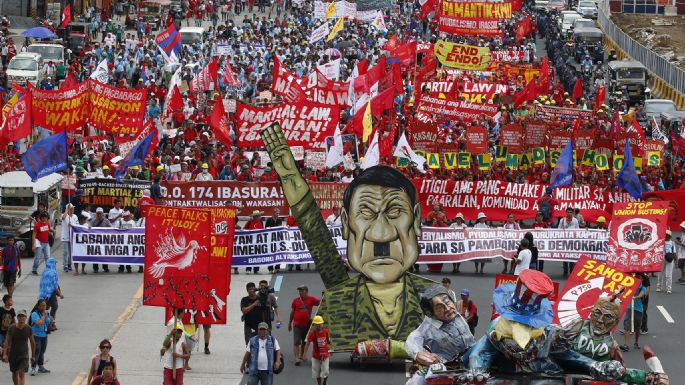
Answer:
420;285;459;323
341;165;421;284
589;297;621;337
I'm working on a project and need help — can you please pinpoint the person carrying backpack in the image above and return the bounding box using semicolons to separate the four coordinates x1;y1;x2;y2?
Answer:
537;190;558;226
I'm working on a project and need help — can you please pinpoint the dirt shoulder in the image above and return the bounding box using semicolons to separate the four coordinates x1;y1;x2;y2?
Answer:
611;14;685;69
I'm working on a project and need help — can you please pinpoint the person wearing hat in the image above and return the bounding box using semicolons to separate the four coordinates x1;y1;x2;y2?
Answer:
289;285;321;365
657;230;676;294
303;316;331;385
89;208;112;273
101;165;112;179
1;309;36;383
240;322;282;384
448;214;467;273
596;216;607;230
60;204;79;273
459;288;478;334
194;163;214;181
472;213;489;274
466;270;627;381
160;324;190;385
405;285;474;385
244;211;265;274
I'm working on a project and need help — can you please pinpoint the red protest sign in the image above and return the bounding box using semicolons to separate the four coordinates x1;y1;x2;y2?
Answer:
606;201;670;273
466;125;488;153
164;206;236;324
410;112;439;152
573;129;595;151
144;205;212;310
547;130;573;150
524;120;547;148
500;124;523;153
554;256;640;330
29;81;89;132
88;80;147;132
235;100;339;149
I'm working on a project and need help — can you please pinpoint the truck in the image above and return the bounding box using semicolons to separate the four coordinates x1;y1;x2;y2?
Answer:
0;172;63;256
27;43;67;80
607;60;649;106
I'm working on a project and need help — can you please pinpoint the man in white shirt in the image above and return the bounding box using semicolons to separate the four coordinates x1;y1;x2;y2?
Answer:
325;207;342;226
60;204;79;273
513;238;532;276
240;322;282;384
195;163;214;181
108;198;124;228
558;208;579;276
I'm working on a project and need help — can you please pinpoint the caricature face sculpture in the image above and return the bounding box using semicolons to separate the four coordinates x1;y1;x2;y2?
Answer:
589;297;620;337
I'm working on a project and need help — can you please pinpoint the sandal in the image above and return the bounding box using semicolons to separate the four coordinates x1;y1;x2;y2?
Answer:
619;345;629;352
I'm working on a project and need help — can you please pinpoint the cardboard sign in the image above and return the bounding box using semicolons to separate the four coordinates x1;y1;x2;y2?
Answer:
606;201;670;273
554;255;640;330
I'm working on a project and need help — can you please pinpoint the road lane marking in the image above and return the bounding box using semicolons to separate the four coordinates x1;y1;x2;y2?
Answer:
274;275;283;291
657;305;675;323
70;283;144;385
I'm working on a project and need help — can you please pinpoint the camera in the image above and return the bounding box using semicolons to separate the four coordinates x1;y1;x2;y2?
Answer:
257;286;274;305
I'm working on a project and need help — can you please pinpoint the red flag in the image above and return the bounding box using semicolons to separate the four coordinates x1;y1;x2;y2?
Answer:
384;35;399;51
594;86;606;111
189;58;219;93
1;93;31;142
163;84;184;119
629;118;646;144
420;0;437;19
209;94;232;147
390;41;417;67
513;80;535;107
511;0;522;11
572;78;584;101
354;56;386;94
60;72;78;90
379;125;396;160
60;3;71;28
223;62;240;87
609;109;622;139
352;87;395;137
672;132;685;158
356;59;368;76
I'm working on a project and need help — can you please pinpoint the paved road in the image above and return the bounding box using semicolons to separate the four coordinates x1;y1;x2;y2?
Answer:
249;261;684;385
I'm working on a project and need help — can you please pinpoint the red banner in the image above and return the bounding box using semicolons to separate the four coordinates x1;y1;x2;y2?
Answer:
235;101;339;149
554;256;640;330
524;121;547;148
417;94;499;122
466;125;488;153
643;139;665;156
574;130;595;151
500;124;524;153
535;105;594;121
161;181;347;218
490;50;525;63
414;179;620;222
410;111;439;152
606;201;669;273
458;81;510;103
642;189;685;231
29;82;89;132
144;206;212;310
547;130;573;150
88;81;147;132
438;17;504;36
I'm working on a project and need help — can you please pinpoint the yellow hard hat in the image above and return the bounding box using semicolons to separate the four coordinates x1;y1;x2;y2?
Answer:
597;109;604;113
102;165;109;170
156;165;164;172
201;163;209;169
130;166;140;170
597;216;606;223
312;316;324;325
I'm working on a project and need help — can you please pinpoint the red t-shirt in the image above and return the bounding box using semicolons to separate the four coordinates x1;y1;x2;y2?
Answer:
35;220;50;243
291;296;321;327
306;328;330;360
244;219;264;230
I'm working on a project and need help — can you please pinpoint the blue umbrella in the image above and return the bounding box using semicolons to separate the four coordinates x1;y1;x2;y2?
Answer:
21;27;57;39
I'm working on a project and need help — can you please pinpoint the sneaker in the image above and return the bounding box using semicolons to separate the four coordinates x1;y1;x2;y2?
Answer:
38;367;50;373
641;330;648;335
667;290;672;294
30;368;36;376
204;346;211;355
619;345;629;352
656;288;662;292
63;266;69;272
32;271;38;275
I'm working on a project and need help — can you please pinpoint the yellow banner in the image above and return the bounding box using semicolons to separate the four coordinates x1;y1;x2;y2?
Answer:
595;154;609;170
444;153;457;169
495;145;507;161
506;154;519;170
441;1;513;18
519;153;532;170
327;17;345;41
434;40;490;71
458;152;471;168
478;154;491;170
532;147;545;165
427;153;441;169
646;151;661;167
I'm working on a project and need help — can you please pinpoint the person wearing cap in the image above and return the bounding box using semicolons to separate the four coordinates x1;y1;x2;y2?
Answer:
1;308;36;384
449;214;467;273
472;212;489;274
657;230;676;294
60;204;78;273
558;208;580;276
289;285;321;365
30;212;53;276
303;315;330;385
596;216;607;230
160;324;190;385
240;322;282;385
89;208;112;273
101;165;113;179
459;288;478;334
194;163;214;181
405;285;473;385
244;211;265;274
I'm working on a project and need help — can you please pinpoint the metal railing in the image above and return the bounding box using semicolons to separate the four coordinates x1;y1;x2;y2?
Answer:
598;0;685;96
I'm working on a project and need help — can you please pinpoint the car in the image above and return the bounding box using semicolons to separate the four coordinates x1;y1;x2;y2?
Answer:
179;27;205;45
572;18;595;31
561;12;584;36
576;0;598;18
27;43;67;80
643;99;677;123
7;52;43;87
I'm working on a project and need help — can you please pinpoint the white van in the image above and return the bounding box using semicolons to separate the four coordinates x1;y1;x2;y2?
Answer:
179;27;205;45
7;52;43;87
0;171;63;256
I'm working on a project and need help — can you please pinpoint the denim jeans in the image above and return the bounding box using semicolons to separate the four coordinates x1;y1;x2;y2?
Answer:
62;241;72;268
33;336;48;367
32;242;51;272
248;370;272;385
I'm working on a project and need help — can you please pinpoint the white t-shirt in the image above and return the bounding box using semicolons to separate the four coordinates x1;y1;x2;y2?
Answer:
108;207;123;227
61;214;79;241
246;337;280;371
514;249;532;276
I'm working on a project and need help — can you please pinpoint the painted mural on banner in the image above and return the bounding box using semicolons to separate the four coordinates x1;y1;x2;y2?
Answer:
160;181;347;217
235;101;339;149
606;201;669;273
231;226;608;267
143;206;212;310
554;256;640;330
414;179;629;222
71;226;145;265
165;206;237;325
79;178;151;211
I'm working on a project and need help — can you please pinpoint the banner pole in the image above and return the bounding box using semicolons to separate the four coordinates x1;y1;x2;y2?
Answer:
172;312;178;380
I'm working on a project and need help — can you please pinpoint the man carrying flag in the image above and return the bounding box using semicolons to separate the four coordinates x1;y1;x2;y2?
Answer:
60;3;71;28
115;128;158;180
616;140;643;199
